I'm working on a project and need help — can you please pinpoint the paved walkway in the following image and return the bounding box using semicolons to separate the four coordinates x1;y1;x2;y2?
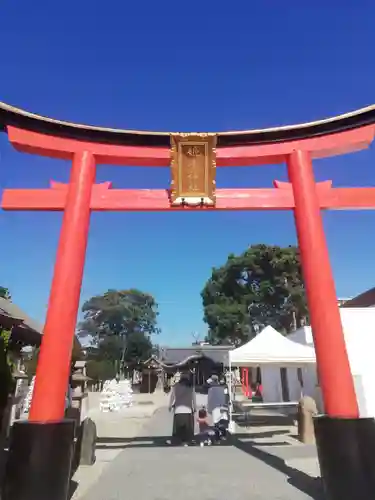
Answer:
80;403;324;500
72;392;169;499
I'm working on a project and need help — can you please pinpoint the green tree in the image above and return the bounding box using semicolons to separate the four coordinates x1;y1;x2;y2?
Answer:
201;244;308;345
94;335;124;362
24;339;83;379
0;287;11;300
86;359;117;382
84;330;153;381
123;330;153;364
0;330;14;406
78;289;159;371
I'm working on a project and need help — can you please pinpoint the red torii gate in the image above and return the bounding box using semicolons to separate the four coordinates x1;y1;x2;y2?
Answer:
2;103;375;500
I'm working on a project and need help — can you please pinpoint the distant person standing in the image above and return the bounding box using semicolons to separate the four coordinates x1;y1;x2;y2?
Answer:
169;372;196;446
219;375;230;405
207;374;227;425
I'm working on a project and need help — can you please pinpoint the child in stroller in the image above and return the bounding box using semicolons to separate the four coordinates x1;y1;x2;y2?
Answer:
197;407;217;446
197;407;229;446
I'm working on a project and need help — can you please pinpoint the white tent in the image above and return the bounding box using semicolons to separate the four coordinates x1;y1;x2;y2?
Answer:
225;326;317;413
229;325;316;366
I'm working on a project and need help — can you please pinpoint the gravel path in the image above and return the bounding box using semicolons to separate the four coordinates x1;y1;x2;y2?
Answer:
80;404;324;500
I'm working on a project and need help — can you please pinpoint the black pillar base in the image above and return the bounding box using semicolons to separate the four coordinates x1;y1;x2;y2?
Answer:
314;415;375;500
2;419;76;500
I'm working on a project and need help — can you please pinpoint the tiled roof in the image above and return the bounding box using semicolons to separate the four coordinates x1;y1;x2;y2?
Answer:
340;288;375;308
0;297;43;334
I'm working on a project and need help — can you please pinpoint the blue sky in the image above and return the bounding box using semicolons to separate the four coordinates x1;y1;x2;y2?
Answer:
1;1;375;346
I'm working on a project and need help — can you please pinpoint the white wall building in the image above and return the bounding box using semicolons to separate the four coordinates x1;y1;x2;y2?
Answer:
288;308;375;417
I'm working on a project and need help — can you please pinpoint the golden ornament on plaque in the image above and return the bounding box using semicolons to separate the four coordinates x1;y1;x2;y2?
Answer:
170;133;217;206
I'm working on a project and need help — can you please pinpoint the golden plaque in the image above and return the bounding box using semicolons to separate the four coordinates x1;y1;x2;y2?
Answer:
170;133;217;206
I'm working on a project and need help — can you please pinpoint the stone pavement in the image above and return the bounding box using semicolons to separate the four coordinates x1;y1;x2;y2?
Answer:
71;392;169;499
79;403;324;500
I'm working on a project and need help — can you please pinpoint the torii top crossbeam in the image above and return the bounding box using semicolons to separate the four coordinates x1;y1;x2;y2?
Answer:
1;102;375;211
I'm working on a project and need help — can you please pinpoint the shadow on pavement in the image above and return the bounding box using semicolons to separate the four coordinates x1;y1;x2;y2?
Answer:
95;430;287;450
96;435;232;449
95;430;324;499
231;435;324;500
68;479;79;500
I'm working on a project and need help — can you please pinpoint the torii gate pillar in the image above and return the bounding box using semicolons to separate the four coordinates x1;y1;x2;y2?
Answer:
287;152;373;500
287;150;358;418
3;151;96;500
29;151;96;422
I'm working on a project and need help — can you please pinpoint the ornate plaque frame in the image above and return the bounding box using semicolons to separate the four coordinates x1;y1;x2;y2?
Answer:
170;133;217;206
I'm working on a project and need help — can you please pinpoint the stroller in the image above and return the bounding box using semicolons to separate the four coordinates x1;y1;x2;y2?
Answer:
214;408;229;441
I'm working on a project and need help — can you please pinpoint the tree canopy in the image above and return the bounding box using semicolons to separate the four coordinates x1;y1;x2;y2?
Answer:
78;289;159;376
0;287;11;300
0;286;13;400
79;289;160;340
24;339;83;380
201;244;308;345
122;330;153;364
86;359;117;382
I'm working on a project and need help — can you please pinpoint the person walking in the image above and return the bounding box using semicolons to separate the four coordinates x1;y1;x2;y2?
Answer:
169;372;196;445
207;374;227;425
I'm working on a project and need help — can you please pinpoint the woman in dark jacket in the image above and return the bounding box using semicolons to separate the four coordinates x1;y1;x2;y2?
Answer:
169;373;196;445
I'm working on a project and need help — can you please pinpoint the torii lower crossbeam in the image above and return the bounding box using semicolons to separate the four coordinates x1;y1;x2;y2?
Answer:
3;181;375;211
